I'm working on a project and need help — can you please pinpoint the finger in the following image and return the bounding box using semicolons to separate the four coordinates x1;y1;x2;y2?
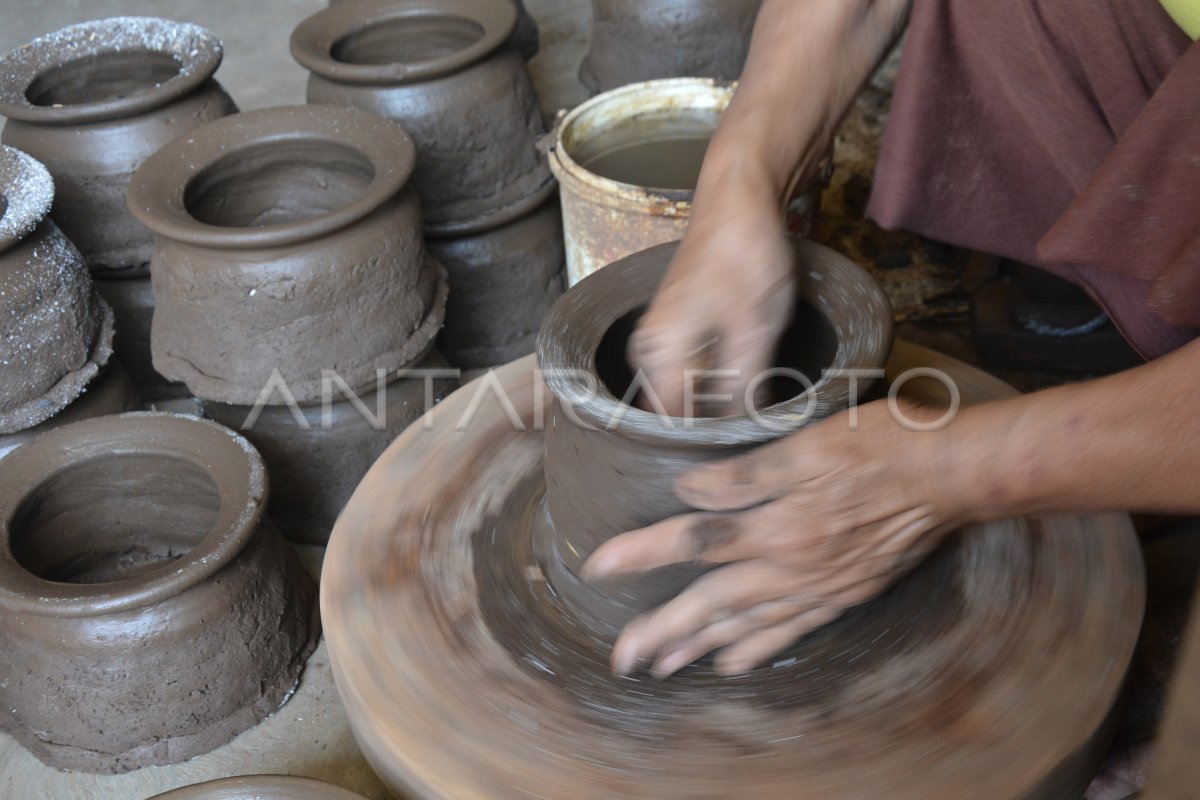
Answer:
675;438;798;511
581;512;759;582
609;561;785;676
628;300;713;418
649;598;812;678
715;606;842;676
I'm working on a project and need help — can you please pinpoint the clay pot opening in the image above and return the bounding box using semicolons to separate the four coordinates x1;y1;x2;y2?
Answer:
0;18;223;126
290;0;516;85
9;454;219;585
332;15;486;65
25;49;183;108
594;301;840;414
184;139;377;229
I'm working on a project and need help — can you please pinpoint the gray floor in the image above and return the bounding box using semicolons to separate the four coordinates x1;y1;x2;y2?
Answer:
0;0;592;115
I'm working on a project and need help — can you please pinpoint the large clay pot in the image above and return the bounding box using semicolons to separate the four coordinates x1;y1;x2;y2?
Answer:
535;239;894;635
0;413;319;774
330;0;540;59
0;145;115;434
0;18;238;274
0;362;140;462
580;0;764;94
149;775;369;800
94;274;190;399
427;199;565;368
205;350;458;545
127;104;447;406
293;0;555;236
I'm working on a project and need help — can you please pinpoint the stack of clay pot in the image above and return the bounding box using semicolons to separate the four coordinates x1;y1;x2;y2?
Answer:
0;17;239;400
0;145;139;461
292;0;566;369
127;104;454;545
0;412;318;773
580;0;765;94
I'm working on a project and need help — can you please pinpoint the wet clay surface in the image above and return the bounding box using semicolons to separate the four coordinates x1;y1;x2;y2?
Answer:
581;134;712;191
0;414;319;774
205;350;458;545
428;199;565;368
0;18;238;272
580;0;763;94
149;775;370;800
323;346;1143;799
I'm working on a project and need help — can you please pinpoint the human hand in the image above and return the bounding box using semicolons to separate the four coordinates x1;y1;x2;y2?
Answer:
581;400;965;678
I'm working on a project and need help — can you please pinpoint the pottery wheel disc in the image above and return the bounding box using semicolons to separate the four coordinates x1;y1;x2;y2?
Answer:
323;342;1143;800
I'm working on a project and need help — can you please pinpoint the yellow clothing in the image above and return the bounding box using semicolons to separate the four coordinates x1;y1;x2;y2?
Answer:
1162;0;1200;38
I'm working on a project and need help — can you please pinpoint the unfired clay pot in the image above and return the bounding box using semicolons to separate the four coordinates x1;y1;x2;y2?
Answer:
149;775;369;800
0;362;139;462
0;145;115;434
535;239;894;636
205;350;458;545
293;0;555;235
330;0;540;59
0;18;238;274
127;104;447;406
580;0;764;94
94;274;189;399
0;413;319;774
428;199;565;368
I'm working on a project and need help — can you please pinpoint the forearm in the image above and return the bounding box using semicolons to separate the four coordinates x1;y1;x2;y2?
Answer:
692;0;911;219
940;340;1200;519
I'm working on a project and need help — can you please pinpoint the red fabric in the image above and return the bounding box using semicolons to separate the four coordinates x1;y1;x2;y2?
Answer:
868;0;1198;359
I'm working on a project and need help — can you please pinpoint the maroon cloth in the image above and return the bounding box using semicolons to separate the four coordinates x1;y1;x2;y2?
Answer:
869;0;1200;359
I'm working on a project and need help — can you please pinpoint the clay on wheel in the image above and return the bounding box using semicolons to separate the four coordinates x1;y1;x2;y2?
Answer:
148;775;370;800
0;413;319;774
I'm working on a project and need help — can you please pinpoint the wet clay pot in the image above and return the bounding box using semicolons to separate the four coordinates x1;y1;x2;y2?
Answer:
330;0;540;59
0;18;238;274
580;0;764;94
293;0;555;236
205;350;458;546
427;199;565;368
0;413;319;774
535;239;894;636
0;145;115;434
94;274;190;399
149;775;370;800
0;362;139;462
127;105;447;406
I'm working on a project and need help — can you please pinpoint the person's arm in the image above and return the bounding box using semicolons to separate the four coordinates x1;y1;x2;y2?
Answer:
632;0;912;415
584;339;1200;678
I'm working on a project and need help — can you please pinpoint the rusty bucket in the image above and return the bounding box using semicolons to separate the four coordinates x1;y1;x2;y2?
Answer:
548;77;820;285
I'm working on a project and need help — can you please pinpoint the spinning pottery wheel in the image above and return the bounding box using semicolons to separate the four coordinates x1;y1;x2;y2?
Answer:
324;246;1144;799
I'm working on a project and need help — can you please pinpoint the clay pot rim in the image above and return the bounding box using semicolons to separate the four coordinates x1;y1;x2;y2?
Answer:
0;17;223;126
537;239;894;448
291;0;517;86
424;177;558;238
126;105;416;250
0;412;266;618
0;145;54;254
148;775;368;800
548;77;735;207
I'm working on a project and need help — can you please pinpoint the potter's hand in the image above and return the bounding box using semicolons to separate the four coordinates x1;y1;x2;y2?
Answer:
630;180;794;416
582;400;962;678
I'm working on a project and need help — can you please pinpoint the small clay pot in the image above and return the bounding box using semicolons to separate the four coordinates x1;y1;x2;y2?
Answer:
580;0;764;94
0;413;319;774
293;0;555;235
149;775;369;800
127;105;447;406
0;145;115;434
427;199;565;368
0;362;140;462
94;273;190;399
205;350;458;545
535;239;894;635
330;0;540;59
0;18;238;274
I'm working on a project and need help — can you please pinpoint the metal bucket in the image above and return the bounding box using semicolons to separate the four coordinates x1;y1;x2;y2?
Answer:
548;77;820;285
